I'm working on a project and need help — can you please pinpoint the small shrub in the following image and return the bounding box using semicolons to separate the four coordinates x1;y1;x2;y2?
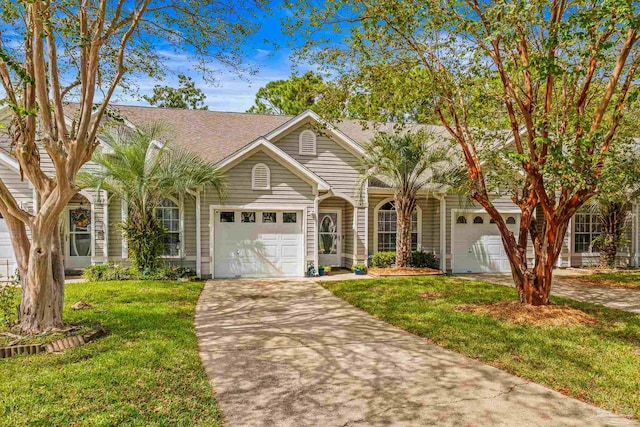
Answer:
372;252;396;268
83;264;112;281
410;251;439;269
84;263;196;282
0;285;19;326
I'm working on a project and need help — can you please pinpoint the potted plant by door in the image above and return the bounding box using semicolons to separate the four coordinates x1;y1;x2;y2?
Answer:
352;264;367;275
318;266;326;276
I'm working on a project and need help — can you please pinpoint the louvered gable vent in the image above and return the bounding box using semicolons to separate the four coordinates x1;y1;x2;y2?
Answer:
251;163;270;190
299;129;317;155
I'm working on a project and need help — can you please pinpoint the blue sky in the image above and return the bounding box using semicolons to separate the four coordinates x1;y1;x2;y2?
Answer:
117;3;312;112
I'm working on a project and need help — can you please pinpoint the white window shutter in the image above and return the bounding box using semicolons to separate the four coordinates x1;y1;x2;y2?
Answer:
252;163;270;190
299;130;317;155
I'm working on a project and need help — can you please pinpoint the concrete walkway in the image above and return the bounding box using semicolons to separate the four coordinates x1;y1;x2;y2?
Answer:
195;279;637;427
458;270;640;314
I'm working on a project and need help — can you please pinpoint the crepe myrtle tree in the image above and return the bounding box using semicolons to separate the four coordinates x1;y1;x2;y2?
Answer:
286;0;640;305
358;131;458;267
0;0;265;333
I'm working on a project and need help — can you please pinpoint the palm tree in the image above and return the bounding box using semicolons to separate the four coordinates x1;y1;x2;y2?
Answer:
79;123;225;271
586;142;640;268
358;130;456;267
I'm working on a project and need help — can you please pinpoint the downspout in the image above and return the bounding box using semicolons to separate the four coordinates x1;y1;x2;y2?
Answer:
103;190;109;261
434;193;447;273
186;188;201;278
634;203;640;267
314;190;319;275
121;198;128;259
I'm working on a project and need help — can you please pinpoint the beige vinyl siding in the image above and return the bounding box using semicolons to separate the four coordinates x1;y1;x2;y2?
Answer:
108;196;124;260
274;126;362;200
0;163;33;214
202;151;315;277
355;207;366;260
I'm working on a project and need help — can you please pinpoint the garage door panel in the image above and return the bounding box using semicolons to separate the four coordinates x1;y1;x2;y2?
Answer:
214;209;304;278
454;213;519;274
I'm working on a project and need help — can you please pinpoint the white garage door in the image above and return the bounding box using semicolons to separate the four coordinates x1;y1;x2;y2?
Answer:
0;217;17;280
453;213;519;273
213;209;304;278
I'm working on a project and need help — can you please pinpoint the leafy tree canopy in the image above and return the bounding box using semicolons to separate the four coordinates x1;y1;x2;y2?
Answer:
247;71;327;115
143;74;209;110
284;0;640;304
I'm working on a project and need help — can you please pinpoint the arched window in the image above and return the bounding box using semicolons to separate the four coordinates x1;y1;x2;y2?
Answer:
156;198;181;257
251;163;271;190
299;129;317;155
375;200;420;252
506;216;517;225
489;218;496;224
473;216;484;224
456;216;467;224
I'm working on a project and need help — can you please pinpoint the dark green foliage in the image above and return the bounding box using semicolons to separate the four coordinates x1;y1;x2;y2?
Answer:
247;71;327;115
82;263;196;282
143;74;209;110
371;252;396;268
122;216;166;272
410;251;439;269
0;285;19;326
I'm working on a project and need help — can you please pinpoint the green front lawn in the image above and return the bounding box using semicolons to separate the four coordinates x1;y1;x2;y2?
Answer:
576;272;640;289
322;277;640;419
0;281;220;426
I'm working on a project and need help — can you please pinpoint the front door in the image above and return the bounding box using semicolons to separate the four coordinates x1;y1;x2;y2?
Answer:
65;206;92;269
318;210;341;267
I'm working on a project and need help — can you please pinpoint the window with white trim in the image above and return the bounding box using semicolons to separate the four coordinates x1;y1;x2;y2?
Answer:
299;129;317;155
574;212;601;253
377;201;419;252
156;198;181;257
251;163;270;190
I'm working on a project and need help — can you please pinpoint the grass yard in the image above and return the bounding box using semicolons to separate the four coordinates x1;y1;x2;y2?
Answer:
321;276;640;419
575;272;640;289
0;280;220;426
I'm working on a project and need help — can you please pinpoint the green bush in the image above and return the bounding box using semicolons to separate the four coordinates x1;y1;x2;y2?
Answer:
410;251;439;269
0;285;19;327
83;263;196;282
371;252;396;268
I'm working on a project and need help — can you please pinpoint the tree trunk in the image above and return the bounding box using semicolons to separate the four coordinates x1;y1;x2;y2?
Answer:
395;197;415;267
18;221;65;334
598;203;626;269
600;232;618;268
507;218;569;306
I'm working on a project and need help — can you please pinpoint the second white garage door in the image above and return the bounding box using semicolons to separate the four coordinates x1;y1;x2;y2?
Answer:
0;217;16;278
453;213;519;274
213;209;304;278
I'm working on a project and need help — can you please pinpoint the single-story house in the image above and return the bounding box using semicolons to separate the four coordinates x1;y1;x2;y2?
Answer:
0;105;638;278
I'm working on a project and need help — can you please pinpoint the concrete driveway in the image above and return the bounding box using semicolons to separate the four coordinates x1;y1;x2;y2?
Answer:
458;270;640;314
195;278;637;427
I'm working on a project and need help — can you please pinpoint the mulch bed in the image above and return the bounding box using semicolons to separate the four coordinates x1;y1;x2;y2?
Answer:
368;267;443;277
457;300;597;327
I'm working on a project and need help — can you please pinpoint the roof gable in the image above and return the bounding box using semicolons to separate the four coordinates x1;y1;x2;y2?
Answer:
216;137;330;191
